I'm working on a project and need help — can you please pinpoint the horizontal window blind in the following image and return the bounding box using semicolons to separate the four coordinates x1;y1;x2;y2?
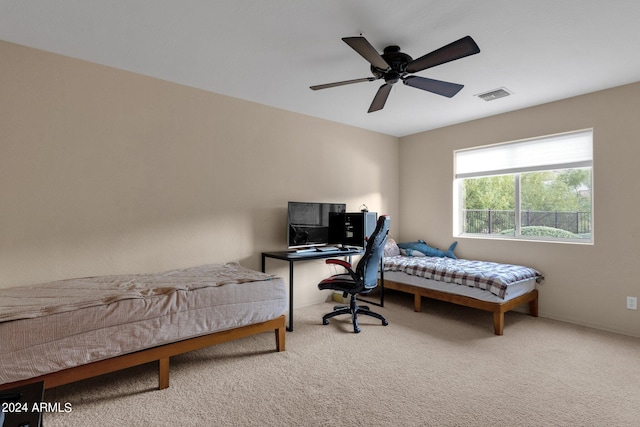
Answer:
455;129;593;179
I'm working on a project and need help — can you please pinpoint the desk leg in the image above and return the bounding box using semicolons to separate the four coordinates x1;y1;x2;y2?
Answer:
288;261;294;332
263;255;294;332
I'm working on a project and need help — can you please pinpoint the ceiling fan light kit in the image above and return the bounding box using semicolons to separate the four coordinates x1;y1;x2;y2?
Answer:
311;35;480;113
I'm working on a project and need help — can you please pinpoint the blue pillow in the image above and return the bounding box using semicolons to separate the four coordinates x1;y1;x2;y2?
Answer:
397;240;458;259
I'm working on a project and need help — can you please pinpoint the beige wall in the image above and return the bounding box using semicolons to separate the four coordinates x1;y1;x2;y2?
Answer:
0;40;400;309
4;39;639;337
399;82;640;337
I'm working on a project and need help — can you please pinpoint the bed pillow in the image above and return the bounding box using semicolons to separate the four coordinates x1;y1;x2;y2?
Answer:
397;240;458;259
384;237;401;257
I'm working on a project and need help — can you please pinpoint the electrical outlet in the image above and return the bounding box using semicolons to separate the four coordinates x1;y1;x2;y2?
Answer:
627;296;637;310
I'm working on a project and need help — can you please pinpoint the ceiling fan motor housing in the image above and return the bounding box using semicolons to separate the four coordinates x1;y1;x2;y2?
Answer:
311;35;480;112
371;46;413;84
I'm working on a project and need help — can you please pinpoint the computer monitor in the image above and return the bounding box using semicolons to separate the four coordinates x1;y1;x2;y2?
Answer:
287;201;346;248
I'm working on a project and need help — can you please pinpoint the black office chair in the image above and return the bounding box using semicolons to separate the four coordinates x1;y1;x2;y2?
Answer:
318;215;390;333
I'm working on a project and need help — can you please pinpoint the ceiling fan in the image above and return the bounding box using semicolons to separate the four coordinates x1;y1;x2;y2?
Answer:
310;35;480;113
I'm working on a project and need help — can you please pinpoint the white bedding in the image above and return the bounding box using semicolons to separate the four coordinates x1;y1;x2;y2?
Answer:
0;263;287;385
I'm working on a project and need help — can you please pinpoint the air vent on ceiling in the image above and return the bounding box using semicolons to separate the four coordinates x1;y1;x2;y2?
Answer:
476;87;512;101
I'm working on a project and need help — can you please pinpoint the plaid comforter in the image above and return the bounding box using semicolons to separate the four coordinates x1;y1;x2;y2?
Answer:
383;256;543;299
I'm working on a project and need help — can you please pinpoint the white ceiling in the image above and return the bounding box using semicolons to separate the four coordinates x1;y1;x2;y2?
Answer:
1;1;640;137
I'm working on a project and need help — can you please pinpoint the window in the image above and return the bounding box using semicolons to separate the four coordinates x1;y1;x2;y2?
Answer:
454;129;593;242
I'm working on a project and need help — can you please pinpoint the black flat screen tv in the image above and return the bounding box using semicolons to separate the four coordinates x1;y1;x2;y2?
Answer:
287;201;346;248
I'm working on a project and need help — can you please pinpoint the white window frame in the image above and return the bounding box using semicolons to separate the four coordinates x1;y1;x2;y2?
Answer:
453;129;594;243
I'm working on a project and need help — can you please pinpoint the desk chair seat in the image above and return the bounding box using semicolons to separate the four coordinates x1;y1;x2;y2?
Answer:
318;215;390;333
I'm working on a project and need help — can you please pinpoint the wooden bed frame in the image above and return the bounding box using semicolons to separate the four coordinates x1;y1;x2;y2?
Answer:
0;315;285;392
383;279;538;335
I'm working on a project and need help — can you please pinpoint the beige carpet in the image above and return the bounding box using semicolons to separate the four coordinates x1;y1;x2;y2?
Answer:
43;291;640;426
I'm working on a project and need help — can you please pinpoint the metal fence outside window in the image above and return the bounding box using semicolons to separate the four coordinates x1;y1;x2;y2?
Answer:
464;209;591;235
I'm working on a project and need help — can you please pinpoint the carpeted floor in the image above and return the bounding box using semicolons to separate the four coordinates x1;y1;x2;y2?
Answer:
43;291;640;426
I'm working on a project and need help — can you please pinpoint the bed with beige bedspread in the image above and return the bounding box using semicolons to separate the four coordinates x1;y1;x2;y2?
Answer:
0;262;287;391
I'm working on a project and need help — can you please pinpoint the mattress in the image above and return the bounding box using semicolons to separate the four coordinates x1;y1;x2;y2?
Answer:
383;255;542;299
0;263;287;385
384;270;536;303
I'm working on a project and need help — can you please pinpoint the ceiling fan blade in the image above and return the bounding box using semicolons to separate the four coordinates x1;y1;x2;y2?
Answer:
310;77;376;91
342;37;390;71
368;84;392;113
406;36;480;73
403;76;464;98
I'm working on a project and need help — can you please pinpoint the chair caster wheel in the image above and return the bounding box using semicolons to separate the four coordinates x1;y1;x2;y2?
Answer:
382;320;389;326
354;327;361;333
322;319;329;325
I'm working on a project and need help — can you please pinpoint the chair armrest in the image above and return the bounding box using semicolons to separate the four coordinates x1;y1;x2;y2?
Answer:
326;259;352;270
326;259;359;282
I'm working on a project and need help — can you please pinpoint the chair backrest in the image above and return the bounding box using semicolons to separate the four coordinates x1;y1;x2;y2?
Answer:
356;215;390;290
